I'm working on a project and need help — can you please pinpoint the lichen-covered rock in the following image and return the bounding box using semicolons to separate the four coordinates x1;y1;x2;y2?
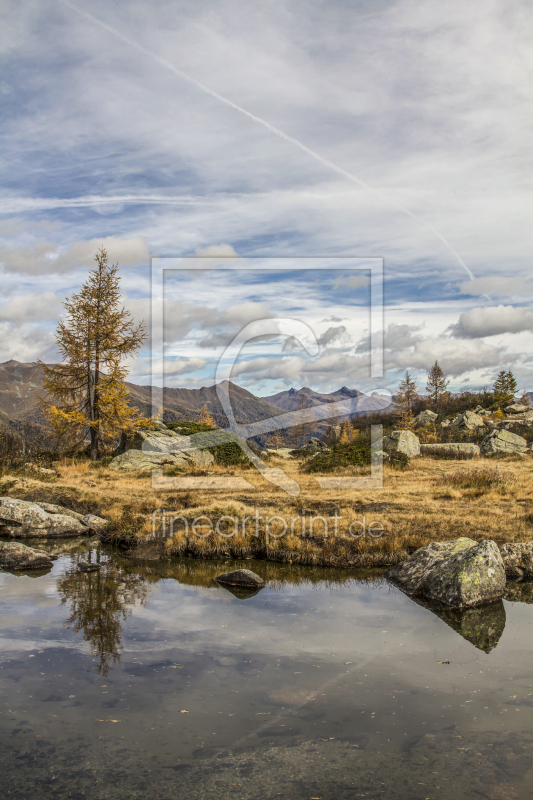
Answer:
214;569;266;587
108;447;213;471
82;514;110;532
423;540;505;608
452;410;485;430
386;538;477;595
0;541;56;570
420;443;480;458
382;430;420;457
385;537;506;608
0;497;89;538
112;425;214;470
412;409;438;427
480;429;527;455
37;503;86;522
504;404;530;414
500;542;533;580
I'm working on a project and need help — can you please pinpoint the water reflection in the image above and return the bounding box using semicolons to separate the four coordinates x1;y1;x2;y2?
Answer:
413;597;506;652
504;580;533;604
57;550;149;675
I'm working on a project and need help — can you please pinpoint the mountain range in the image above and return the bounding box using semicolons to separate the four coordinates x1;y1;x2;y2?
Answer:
0;360;390;435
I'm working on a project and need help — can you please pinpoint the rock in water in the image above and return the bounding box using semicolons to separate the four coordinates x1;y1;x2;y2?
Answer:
77;561;101;573
0;497;90;538
385;537;506;608
83;514;110;532
500;542;533;580
0;541;56;570
214;569;266;587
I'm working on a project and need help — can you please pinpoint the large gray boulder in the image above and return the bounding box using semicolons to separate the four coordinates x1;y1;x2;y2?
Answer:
0;541;56;570
385;537;506;608
109;448;213;471
504;404;530;415
420;443;480;458
452;410;485;430
382;430;420;457
214;569;266;587
0;497;90;538
500;542;533;580
110;424;214;471
412;409;438;427
480;429;527;455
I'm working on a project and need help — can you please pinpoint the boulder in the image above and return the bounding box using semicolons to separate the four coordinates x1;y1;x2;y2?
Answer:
500;542;533;580
83;514;109;532
385;537;506;608
412;409;438;427
113;425;214;469
0;497;90;538
37;503;86;522
480;429;527;456
371;449;389;462
504;404;530;415
452;410;485;430
108;447;213;471
440;419;451;428
382;430;420;457
214;569;266;587
0;541;56;570
420;443;480;458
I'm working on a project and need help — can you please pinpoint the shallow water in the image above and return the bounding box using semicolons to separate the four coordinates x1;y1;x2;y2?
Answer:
0;540;532;800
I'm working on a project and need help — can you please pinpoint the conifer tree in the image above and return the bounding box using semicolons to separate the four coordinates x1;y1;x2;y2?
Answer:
425;360;449;408
40;248;148;459
493;370;517;405
394;371;418;429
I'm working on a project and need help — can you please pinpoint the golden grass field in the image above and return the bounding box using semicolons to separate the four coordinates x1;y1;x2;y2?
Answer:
2;452;533;567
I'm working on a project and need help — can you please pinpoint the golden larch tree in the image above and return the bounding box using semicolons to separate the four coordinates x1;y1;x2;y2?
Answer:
40;248;148;459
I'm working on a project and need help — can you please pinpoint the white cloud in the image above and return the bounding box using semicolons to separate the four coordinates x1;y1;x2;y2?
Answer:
0;236;149;275
450;305;533;338
0;292;62;323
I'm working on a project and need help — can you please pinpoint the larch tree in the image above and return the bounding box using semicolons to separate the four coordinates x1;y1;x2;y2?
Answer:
40;248;148;459
426;360;449;408
394;371;419;429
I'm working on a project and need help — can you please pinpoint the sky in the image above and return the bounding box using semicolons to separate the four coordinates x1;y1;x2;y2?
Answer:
0;0;532;397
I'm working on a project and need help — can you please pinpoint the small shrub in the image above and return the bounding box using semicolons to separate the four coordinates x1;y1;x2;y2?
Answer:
302;441;370;473
438;467;507;490
387;451;410;470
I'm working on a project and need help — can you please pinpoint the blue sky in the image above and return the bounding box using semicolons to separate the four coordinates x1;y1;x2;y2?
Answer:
1;0;532;396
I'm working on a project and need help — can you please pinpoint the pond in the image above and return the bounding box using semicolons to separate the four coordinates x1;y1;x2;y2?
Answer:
0;540;532;800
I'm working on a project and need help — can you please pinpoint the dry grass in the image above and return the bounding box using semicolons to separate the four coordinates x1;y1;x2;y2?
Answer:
2;452;533;567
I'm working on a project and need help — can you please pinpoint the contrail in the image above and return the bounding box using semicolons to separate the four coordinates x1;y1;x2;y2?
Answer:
58;0;474;280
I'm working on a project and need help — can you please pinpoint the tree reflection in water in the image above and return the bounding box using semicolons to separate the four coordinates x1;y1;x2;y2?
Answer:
57;549;149;676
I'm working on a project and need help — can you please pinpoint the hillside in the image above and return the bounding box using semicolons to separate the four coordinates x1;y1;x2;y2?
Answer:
0;360;285;429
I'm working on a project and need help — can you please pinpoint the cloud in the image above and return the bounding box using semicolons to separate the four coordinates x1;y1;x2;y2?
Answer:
460;277;533;296
450;305;533;338
316;325;347;347
332;275;370;291
176;244;241;270
0;292;62;323
0;236;150;274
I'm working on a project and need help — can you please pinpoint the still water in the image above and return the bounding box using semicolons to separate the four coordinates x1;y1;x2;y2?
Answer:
0;539;532;800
